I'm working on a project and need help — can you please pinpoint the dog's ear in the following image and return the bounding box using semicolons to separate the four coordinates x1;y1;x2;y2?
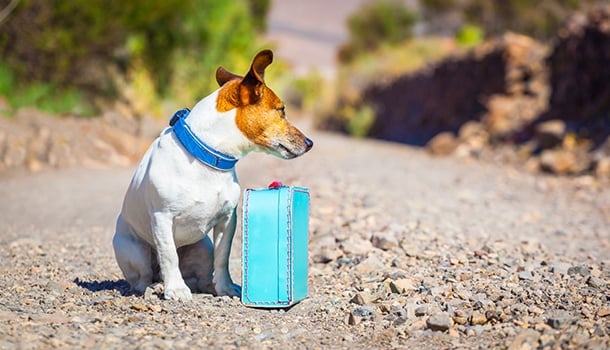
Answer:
239;50;273;105
216;67;242;87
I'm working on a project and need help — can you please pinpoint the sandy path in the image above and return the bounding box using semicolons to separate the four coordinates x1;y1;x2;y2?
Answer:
0;127;608;348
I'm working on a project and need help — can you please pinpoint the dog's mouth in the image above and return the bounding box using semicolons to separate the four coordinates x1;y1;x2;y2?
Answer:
266;137;313;160
277;143;298;159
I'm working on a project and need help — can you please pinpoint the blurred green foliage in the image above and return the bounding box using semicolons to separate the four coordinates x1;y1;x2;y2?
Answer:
338;0;417;63
0;61;95;116
346;104;375;138
419;0;599;39
0;0;267;116
455;24;484;48
247;0;271;32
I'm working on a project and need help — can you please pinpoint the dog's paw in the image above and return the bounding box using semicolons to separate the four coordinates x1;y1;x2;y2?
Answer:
164;280;193;301
214;281;241;297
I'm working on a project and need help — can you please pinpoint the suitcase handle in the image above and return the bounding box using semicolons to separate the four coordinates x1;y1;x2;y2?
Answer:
268;180;283;189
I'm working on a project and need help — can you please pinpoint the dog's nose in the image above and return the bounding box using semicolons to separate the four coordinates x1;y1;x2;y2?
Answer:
305;137;314;150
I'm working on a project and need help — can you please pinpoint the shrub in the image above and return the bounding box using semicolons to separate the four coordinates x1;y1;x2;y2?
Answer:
419;0;599;40
246;0;271;32
339;0;417;62
0;0;262;116
455;24;484;48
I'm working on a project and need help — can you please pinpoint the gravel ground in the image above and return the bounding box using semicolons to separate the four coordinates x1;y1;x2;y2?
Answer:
0;127;609;349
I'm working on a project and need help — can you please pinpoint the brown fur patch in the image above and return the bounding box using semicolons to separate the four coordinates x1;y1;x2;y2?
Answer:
216;80;241;113
235;85;286;146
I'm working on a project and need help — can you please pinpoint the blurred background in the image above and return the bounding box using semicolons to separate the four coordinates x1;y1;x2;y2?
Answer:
0;0;609;179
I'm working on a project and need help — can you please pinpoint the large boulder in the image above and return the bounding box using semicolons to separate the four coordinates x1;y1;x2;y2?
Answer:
362;33;547;146
539;5;610;148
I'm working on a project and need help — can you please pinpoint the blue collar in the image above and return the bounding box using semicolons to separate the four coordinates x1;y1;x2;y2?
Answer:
169;108;238;171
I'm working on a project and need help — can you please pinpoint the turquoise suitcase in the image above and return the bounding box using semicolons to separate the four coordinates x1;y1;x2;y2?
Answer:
241;184;310;307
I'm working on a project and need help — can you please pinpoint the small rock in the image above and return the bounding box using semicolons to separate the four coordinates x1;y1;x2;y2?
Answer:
353;255;385;275
234;326;248;335
149;304;162;313
348;313;361;326
341;237;375;257
426;313;453;332
131;303;149;312
350;292;372;306
597;308;610;318
392;307;408;322
312;247;340;264
370;233;398;251
470;311;487;325
350;305;377;324
535;119;565;149
550;261;572;275
567;265;590;277
586;276;606;289
44;281;63;294
453;316;468;325
474;249;488;258
426;132;458;156
415;305;430;317
510;303;528;314
540;149;591;175
518;271;534;280
144;286;156;300
389;278;418;294
546;310;576;329
508;329;540;350
594;157;610;178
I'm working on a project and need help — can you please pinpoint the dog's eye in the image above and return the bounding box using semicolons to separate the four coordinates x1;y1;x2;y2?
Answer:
277;106;286;118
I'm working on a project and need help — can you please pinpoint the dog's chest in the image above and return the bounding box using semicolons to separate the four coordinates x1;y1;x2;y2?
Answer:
172;178;241;246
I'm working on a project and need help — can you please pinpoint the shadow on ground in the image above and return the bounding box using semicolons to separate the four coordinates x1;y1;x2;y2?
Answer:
74;277;135;296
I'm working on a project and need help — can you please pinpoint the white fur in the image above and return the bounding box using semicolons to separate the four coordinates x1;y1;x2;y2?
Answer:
113;89;259;300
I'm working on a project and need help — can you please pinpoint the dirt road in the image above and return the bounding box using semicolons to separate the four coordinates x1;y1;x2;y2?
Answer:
0;125;608;348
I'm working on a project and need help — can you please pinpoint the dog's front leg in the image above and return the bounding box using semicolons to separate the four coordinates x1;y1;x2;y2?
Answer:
212;210;241;296
152;212;192;301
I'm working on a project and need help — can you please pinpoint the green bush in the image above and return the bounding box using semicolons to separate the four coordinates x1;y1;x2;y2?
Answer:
0;0;261;115
0;61;96;116
246;0;271;32
455;24;484;48
346;105;375;138
339;0;417;62
419;0;598;39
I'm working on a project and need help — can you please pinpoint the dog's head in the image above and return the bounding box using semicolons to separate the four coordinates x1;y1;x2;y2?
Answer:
215;50;313;159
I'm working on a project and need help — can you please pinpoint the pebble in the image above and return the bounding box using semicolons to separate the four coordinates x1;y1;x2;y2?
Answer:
546;310;576;329
350;292;372;306
389;278;418;294
550;261;572;275
518;271;534;280
567;265;590;277
470;311;487;325
597;308;610;318
586;276;606;289
426;313;453;332
370;233;398;251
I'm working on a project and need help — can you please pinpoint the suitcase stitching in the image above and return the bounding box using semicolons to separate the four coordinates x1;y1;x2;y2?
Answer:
293;188;310;301
243;188;292;306
286;187;293;304
242;189;252;304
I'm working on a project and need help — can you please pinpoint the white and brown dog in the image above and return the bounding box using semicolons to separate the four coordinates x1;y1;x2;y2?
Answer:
112;50;313;301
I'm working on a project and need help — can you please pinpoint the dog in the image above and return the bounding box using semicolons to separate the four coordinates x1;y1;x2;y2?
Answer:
112;50;313;301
